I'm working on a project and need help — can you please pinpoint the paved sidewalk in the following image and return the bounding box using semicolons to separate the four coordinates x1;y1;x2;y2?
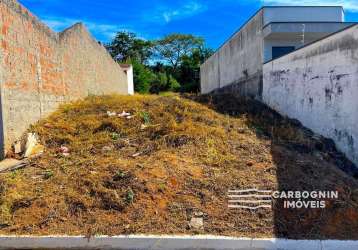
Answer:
0;235;357;250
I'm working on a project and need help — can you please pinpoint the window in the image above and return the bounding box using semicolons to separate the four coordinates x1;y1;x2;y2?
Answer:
272;46;295;60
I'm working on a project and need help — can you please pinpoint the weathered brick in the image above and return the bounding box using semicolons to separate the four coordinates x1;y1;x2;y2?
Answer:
0;0;133;157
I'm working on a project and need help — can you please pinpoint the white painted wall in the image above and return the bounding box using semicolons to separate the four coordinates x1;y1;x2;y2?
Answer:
119;64;134;95
263;25;358;166
263;7;344;26
126;65;134;95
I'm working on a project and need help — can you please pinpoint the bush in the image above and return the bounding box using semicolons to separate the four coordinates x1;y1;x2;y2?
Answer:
132;60;155;94
150;72;167;93
150;72;181;93
180;82;199;93
168;75;180;92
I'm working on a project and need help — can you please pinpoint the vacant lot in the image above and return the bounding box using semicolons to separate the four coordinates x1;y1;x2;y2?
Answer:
0;94;357;239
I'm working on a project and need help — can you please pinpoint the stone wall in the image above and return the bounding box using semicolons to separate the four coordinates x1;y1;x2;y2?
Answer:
0;0;132;155
200;9;264;97
263;24;358;166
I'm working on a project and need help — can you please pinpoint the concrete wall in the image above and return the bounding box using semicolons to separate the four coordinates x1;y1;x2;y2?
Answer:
0;0;132;155
263;24;358;166
263;6;344;25
200;7;347;96
200;9;264;97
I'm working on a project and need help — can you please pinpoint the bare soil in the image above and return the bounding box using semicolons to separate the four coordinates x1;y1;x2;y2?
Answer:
0;93;357;239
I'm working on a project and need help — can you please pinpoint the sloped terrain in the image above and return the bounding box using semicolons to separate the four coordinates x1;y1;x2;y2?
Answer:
0;94;357;239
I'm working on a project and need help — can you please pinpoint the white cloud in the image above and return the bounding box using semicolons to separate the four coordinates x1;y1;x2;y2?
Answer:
164;1;207;22
261;0;358;12
149;1;208;23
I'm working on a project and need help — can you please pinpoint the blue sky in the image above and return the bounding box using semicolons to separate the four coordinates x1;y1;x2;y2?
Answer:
19;0;358;49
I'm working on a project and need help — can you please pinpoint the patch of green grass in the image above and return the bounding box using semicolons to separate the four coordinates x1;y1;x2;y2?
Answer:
139;111;151;125
9;170;19;180
113;170;126;180
126;189;134;204
158;183;166;192
43;170;54;180
111;132;121;141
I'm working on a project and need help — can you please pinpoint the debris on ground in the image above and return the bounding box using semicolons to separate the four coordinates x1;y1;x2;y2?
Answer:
59;146;70;157
0;94;357;239
24;133;44;158
0;159;28;173
102;145;114;152
13;141;22;155
131;152;142;158
189;210;205;230
106;111;117;117
189;217;204;230
118;111;131;118
107;111;133;119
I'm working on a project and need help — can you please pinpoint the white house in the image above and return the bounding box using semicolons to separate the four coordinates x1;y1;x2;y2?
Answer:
263;6;354;62
200;6;356;95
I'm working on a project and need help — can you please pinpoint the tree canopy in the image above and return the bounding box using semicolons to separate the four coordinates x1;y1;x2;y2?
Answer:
106;31;213;93
106;31;153;64
154;34;204;70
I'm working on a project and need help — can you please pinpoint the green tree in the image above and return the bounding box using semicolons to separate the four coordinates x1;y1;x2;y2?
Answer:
150;72;168;94
149;72;180;94
178;46;214;92
106;31;153;64
154;34;204;71
131;60;155;94
107;31;213;94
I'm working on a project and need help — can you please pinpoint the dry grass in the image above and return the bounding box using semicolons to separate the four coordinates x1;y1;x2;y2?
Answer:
0;93;357;239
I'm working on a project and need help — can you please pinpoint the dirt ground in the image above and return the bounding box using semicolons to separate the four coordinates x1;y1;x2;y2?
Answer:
0;93;357;239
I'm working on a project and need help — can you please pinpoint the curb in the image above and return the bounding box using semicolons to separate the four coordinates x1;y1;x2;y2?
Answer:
0;235;357;250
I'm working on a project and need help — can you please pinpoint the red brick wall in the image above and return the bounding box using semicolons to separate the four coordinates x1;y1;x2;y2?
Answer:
0;0;130;154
